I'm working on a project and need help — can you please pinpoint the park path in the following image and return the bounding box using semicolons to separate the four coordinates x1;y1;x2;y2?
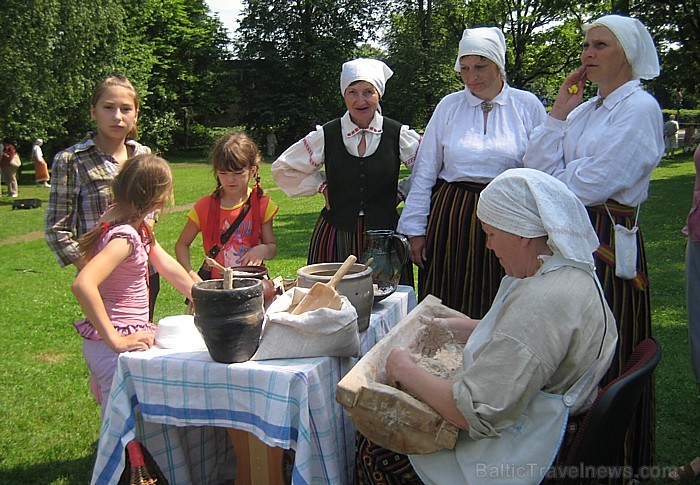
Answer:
0;202;196;247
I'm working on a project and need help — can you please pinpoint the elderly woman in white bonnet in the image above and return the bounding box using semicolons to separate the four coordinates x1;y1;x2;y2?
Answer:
355;168;617;484
32;137;51;187
272;58;420;282
397;27;546;320
523;15;662;471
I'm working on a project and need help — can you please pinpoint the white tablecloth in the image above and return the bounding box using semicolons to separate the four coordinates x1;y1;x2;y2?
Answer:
92;285;416;485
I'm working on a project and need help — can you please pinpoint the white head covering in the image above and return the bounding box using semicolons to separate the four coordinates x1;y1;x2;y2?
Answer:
35;138;43;145
340;59;393;97
584;15;659;80
453;27;507;76
477;168;600;267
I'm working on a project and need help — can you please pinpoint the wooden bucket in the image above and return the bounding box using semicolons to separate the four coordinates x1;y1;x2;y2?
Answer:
336;295;466;454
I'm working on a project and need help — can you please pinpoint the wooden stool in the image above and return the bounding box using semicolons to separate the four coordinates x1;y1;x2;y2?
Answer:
227;428;286;485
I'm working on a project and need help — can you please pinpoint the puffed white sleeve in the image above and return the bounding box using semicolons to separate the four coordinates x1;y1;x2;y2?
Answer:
271;126;327;197
397;103;448;236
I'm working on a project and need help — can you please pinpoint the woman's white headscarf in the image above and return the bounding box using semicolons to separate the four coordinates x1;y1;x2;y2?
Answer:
340;58;393;97
477;168;600;268
584;14;659;80
453;27;507;77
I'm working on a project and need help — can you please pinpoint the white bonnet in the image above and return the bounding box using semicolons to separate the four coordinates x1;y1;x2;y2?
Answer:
453;27;507;76
477;168;599;267
35;138;43;144
584;15;659;80
340;58;394;97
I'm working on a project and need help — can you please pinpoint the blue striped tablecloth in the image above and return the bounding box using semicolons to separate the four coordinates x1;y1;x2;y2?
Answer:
91;285;416;485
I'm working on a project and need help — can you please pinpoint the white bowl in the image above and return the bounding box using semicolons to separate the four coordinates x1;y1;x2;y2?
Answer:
155;315;207;350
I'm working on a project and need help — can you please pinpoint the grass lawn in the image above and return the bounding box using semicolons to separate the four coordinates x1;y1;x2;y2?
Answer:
0;152;697;483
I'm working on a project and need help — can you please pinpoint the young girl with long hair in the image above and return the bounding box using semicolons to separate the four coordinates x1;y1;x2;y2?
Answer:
45;75;162;321
72;154;194;417
175;132;278;282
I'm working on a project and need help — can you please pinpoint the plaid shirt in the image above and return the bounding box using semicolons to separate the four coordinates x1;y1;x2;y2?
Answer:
44;135;151;267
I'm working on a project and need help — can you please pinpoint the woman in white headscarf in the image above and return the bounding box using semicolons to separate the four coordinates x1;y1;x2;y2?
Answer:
356;168;617;484
32;138;51;187
397;27;546;319
523;15;663;471
272;58;420;279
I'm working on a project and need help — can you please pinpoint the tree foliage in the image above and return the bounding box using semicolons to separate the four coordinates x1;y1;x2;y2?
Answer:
233;0;381;149
0;0;233;155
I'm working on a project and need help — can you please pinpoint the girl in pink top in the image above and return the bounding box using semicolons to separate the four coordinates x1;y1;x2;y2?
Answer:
72;154;195;417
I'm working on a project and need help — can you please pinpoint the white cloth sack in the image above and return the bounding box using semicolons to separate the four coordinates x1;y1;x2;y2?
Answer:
251;287;360;360
9;154;21;168
614;224;638;279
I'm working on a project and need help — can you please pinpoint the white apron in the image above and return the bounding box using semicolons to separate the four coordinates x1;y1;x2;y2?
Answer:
410;255;608;484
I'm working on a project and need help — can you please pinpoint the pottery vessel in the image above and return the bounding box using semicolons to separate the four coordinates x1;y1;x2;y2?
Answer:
192;278;264;363
297;262;373;331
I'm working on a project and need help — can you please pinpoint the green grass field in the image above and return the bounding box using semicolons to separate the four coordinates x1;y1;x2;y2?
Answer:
0;152;697;483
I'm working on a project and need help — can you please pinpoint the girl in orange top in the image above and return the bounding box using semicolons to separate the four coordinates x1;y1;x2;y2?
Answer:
175;132;278;281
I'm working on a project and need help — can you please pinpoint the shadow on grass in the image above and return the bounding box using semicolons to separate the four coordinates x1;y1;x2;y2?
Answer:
0;450;96;484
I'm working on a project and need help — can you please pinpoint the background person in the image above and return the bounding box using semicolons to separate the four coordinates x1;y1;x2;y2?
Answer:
44;75;161;321
32;138;51;187
523;14;663;471
271;58;420;284
1;141;20;198
397;27;546;317
665;114;679;157
356;168;617;484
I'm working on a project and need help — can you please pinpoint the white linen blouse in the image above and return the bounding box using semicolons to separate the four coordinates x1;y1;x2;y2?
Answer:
397;84;546;237
523;80;664;207
271;111;420;198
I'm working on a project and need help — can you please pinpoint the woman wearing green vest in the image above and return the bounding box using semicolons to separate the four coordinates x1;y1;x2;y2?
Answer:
272;58;420;281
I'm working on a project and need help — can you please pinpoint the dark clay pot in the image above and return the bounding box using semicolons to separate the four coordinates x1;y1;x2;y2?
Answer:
231;265;278;306
192;278;264;364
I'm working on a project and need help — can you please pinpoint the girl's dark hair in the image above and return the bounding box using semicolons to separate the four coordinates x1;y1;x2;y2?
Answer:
91;75;141;140
78;154;173;259
210;132;261;197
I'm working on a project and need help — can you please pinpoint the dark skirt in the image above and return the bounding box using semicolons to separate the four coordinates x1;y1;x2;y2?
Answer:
587;202;654;472
307;213;414;287
420;180;503;318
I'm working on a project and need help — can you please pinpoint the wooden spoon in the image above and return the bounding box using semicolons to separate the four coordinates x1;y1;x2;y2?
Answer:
291;255;357;314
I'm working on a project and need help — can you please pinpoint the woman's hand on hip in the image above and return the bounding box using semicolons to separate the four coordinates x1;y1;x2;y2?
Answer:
408;236;427;268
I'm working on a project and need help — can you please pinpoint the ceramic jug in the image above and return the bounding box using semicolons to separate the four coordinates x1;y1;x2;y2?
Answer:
361;230;410;302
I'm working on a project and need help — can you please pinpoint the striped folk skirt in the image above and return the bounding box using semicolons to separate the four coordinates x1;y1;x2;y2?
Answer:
587;202;654;473
307;213;414;287
420;180;503;318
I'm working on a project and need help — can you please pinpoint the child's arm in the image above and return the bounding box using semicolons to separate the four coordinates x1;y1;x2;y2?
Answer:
174;219;203;283
150;240;195;301
71;239;154;352
239;220;277;266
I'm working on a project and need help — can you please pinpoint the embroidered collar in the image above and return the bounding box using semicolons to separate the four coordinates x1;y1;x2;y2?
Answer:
341;111;384;138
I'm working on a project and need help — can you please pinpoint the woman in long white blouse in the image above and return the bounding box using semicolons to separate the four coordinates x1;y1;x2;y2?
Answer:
397;27;546;318
523;14;664;474
271;58;420;282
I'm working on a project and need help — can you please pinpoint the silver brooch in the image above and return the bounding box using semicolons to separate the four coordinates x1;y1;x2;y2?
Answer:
595;97;605;109
481;101;494;113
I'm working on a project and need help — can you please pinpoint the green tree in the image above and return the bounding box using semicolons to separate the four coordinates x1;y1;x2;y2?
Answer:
383;0;609;129
233;0;380;149
633;0;700;110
